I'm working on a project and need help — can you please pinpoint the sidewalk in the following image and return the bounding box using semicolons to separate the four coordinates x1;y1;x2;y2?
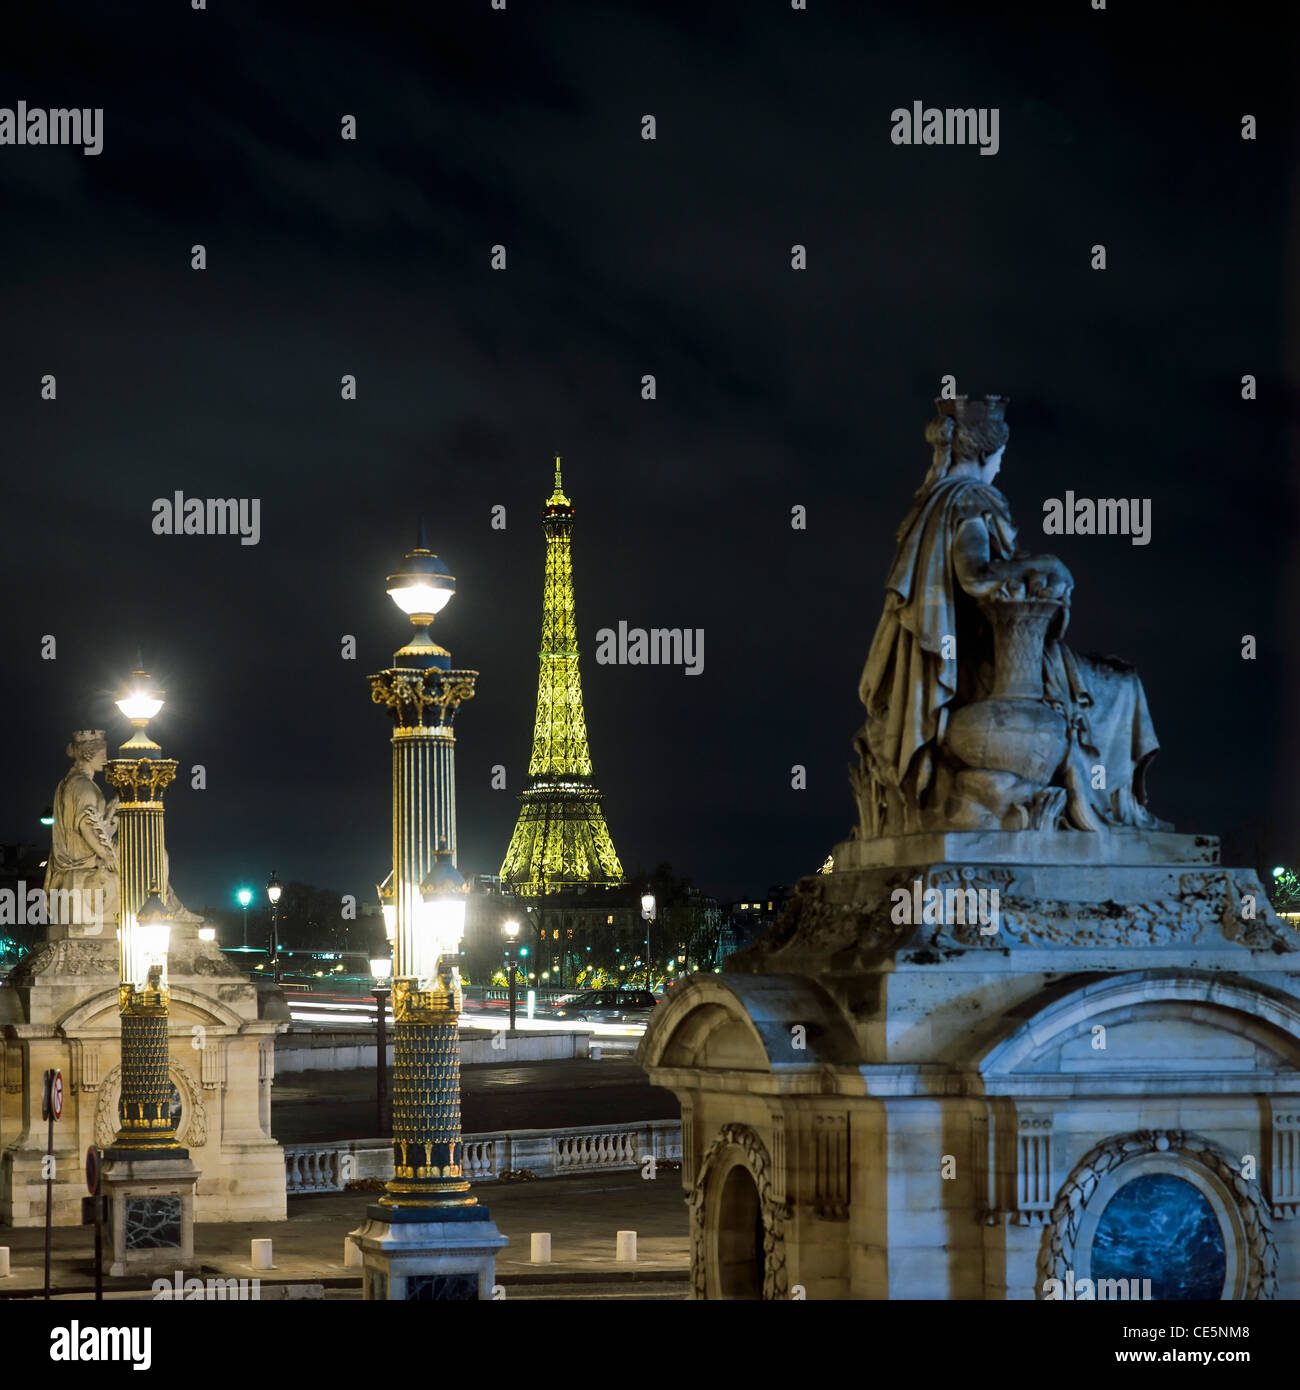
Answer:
0;1169;690;1300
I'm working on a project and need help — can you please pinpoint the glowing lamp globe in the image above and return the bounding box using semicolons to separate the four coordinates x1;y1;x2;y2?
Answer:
237;888;252;908
386;540;456;668
133;890;173;991
504;919;520;942
266;871;283;905
371;956;393;982
414;848;469;984
387;547;455;617
116;669;166;752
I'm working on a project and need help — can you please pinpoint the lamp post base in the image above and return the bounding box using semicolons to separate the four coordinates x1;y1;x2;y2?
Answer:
347;1203;507;1300
100;1154;200;1279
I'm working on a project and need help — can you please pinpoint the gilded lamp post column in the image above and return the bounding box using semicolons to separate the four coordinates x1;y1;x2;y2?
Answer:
370;539;477;1209
103;670;183;1155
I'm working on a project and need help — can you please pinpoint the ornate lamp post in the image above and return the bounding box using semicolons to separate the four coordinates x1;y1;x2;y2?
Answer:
641;890;656;991
503;919;520;1030
266;871;283;983
348;533;506;1300
237;886;252;948
370;953;392;1134
101;668;199;1276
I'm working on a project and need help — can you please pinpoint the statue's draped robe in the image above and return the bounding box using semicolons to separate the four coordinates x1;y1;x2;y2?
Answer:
44;767;119;928
858;475;1163;830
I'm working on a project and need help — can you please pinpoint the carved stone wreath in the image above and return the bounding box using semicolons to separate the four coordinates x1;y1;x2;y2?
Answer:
1036;1129;1276;1300
94;1060;208;1151
688;1122;790;1300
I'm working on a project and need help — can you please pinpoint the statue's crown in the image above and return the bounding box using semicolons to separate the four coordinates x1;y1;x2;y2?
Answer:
935;395;1009;425
72;729;106;745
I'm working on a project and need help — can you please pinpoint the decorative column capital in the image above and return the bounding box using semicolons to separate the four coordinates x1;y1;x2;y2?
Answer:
392;970;462;1025
120;982;170;1016
105;757;179;804
368;667;477;731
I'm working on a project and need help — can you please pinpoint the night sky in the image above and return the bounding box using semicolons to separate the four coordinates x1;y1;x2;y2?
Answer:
2;0;1296;914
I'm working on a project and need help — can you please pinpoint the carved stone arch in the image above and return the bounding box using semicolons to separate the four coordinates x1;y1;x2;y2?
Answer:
94;1059;208;1152
689;1123;790;1300
1036;1129;1276;1300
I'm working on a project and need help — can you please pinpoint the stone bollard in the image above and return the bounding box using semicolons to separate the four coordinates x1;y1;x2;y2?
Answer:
0;1247;9;1278
344;1239;363;1269
251;1239;274;1270
616;1230;636;1262
530;1232;551;1263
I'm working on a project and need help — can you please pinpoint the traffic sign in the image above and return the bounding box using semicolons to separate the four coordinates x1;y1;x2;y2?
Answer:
50;1069;63;1121
85;1145;101;1197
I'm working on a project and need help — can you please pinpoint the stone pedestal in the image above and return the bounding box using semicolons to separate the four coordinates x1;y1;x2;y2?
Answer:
642;830;1300;1301
348;1204;507;1300
0;930;289;1227
102;1154;200;1278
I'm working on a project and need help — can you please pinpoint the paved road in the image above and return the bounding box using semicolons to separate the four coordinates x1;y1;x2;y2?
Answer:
0;1171;690;1301
272;1057;679;1144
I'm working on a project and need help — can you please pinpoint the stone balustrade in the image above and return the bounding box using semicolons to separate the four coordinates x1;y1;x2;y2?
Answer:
284;1119;680;1195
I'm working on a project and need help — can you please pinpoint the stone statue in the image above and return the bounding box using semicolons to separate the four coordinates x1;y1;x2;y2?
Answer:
44;729;120;933
853;397;1168;837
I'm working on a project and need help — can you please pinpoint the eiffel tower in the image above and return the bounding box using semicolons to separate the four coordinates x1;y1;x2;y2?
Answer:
499;459;624;896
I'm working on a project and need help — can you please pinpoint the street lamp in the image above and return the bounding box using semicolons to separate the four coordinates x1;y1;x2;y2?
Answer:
386;530;456;668
39;806;54;827
97;668;199;1276
417;848;469;979
641;890;656;991
266;871;283;984
504;919;520;1031
377;872;396;942
237;887;252;948
370;953;392;1134
104;670;187;1156
349;529;506;1301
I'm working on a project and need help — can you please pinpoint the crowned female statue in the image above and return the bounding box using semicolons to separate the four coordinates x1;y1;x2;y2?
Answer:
853;396;1167;837
44;729;120;934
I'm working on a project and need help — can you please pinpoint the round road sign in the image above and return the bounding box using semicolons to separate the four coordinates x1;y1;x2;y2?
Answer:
85;1145;101;1196
50;1069;63;1121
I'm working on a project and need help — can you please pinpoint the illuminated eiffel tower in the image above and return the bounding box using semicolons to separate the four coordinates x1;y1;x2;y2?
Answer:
499;459;624;897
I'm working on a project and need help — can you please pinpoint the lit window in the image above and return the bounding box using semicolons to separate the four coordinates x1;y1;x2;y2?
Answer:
607;915;613;924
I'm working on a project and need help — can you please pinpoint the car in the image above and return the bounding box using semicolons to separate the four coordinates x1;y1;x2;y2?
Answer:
549;989;657;1024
